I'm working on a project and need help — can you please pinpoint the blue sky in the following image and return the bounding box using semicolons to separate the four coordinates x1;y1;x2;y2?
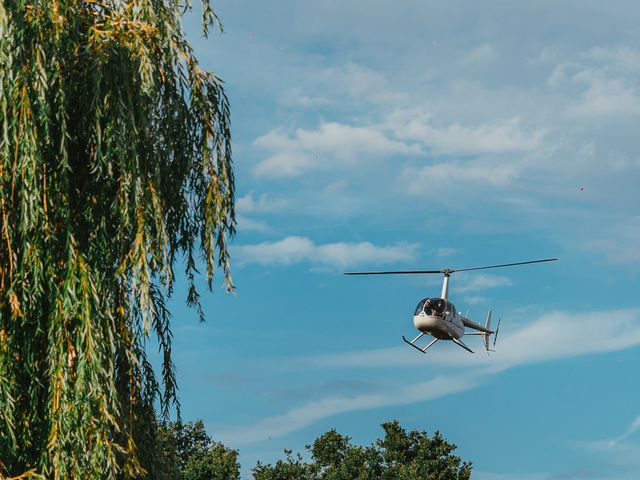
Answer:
164;1;640;478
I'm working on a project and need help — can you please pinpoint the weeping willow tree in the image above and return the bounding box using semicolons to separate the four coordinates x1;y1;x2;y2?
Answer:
0;1;234;478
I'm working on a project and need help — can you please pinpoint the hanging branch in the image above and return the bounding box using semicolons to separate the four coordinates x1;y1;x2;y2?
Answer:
0;1;234;478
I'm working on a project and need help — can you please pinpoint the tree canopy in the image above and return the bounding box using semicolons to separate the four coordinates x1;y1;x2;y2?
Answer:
0;1;234;478
155;420;240;480
253;420;473;480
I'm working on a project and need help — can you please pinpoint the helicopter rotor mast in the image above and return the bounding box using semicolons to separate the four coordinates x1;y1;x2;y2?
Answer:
440;269;454;300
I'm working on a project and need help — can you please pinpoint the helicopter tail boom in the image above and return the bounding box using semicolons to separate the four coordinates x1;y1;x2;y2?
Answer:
463;310;501;352
462;315;492;334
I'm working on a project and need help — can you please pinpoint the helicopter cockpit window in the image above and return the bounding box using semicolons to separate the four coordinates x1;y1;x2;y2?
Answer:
423;298;445;316
446;302;457;315
414;299;427;316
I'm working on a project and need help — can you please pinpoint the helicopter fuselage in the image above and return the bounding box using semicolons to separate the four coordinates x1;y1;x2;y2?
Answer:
412;297;465;340
413;311;464;339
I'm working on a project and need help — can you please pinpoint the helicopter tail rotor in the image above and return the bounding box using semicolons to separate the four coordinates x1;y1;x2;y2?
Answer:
482;310;500;353
493;318;501;348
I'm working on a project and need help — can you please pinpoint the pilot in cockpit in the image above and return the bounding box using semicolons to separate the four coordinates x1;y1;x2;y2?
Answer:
424;298;436;316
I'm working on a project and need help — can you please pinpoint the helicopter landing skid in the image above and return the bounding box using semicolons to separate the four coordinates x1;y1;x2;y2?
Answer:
451;336;474;354
402;334;439;353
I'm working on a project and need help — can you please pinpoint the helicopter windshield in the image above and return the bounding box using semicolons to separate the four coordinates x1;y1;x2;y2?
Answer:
413;299;427;315
414;297;446;316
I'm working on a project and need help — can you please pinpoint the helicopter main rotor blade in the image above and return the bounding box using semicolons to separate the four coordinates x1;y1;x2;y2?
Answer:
451;258;558;273
344;258;558;276
344;270;442;275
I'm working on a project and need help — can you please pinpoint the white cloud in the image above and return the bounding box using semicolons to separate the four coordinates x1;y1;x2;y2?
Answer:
253;122;421;178
567;78;640;118
320;63;408;105
278;63;407;109
280;86;330;107
297;122;419;160
456;274;513;293
548;47;640;118
586;46;640;72
547;61;583;87
460;295;489;305
460;43;497;66
616;415;640;443
236;215;271;233
234;236;314;266
233;236;419;268
401;161;519;196
492;309;640;369
585;217;640;264
390;115;545;156
237;192;289;213
534;46;560;65
253;130;315;177
235;193;289;233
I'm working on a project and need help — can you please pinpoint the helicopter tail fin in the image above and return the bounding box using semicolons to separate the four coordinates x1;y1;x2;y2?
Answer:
482;310;493;352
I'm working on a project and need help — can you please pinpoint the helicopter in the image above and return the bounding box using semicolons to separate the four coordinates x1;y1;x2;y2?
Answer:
345;258;558;354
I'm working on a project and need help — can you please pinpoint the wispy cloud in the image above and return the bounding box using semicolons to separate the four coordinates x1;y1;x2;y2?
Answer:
585;216;640;264
215;309;640;445
616;415;640;443
216;374;480;445
280;63;407;108
548;46;640;119
279;86;331;108
235;193;288;233
459;43;497;66
576;416;640;474
232;236;419;268
401;161;519;196
319;63;408;106
236;215;271;233
456;274;513;293
585;414;640;451
237;192;289;213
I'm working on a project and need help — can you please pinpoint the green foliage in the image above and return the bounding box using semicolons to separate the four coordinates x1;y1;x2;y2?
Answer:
252;421;472;480
157;420;240;480
0;1;234;478
163;420;216;473
183;442;240;480
253;450;312;480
